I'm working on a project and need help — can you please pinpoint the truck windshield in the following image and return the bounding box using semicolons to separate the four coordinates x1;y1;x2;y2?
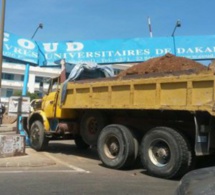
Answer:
48;77;59;93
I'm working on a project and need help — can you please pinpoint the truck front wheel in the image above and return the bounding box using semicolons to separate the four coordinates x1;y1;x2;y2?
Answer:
141;127;193;179
98;124;138;169
30;120;49;151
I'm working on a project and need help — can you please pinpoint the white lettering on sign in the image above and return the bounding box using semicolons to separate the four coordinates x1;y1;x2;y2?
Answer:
43;43;58;52
3;32;9;42
43;49;151;62
66;42;84;51
17;39;35;50
177;47;215;54
155;48;172;55
42;42;84;52
4;44;13;50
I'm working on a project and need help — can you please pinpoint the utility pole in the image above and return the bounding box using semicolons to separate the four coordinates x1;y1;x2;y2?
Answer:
171;20;181;37
147;17;153;38
0;0;6;98
171;20;181;55
31;23;43;39
19;23;43;143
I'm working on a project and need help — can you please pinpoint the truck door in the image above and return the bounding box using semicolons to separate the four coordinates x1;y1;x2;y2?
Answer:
42;77;59;118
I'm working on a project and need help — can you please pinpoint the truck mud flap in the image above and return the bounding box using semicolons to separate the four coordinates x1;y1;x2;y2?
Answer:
194;115;210;156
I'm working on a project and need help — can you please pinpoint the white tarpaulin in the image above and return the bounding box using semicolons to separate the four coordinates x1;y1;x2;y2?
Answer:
60;62;114;105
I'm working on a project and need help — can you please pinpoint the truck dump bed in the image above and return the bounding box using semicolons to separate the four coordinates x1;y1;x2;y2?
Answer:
60;70;215;116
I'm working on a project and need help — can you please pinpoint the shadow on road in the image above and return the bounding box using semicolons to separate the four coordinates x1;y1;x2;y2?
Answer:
45;140;215;180
46;140;143;170
195;155;215;169
46;140;100;161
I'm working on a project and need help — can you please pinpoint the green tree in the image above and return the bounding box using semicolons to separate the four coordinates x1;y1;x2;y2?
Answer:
13;90;40;101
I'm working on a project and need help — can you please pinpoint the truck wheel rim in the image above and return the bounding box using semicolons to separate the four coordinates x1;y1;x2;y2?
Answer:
148;140;170;167
88;118;98;135
31;127;39;145
104;135;120;159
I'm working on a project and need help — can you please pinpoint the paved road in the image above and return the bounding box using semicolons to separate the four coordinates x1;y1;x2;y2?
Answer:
0;140;179;195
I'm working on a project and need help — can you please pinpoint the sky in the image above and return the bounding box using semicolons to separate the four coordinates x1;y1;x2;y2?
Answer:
2;0;214;42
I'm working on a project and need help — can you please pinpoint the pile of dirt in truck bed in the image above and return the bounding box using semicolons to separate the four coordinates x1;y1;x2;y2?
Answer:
118;53;208;78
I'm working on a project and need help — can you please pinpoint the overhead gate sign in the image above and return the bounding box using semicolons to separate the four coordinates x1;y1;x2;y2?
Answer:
2;31;215;66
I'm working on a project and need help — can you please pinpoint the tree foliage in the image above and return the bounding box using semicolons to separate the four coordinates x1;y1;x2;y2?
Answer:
13;90;40;101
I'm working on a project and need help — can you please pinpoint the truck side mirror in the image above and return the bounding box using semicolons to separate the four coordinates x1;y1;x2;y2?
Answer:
39;82;46;96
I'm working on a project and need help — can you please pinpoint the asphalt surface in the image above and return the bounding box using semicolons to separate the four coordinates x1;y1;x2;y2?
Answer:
0;124;179;195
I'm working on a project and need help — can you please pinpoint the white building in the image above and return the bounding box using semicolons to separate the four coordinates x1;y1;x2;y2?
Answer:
1;61;61;104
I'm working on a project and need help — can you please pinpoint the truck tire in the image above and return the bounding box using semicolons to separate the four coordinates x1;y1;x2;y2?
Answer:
98;124;138;169
74;136;90;150
141;127;192;179
30;120;49;151
80;110;107;146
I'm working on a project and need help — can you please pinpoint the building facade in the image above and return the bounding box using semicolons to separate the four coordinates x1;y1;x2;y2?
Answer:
1;61;61;104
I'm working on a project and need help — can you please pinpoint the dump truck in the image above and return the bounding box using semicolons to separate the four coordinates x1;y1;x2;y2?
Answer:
24;54;215;179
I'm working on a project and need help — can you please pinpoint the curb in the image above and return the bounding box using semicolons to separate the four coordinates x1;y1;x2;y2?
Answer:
0;123;56;168
0;124;16;133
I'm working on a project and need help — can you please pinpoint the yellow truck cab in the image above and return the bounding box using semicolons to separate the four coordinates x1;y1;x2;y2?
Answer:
26;62;114;151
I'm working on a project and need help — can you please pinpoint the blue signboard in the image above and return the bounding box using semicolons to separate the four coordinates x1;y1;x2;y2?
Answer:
174;36;215;59
2;31;215;66
37;37;174;65
3;32;39;64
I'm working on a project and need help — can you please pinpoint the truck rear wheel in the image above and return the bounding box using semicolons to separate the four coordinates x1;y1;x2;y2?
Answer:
141;127;192;179
30;120;49;151
98;124;138;169
80;110;107;146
